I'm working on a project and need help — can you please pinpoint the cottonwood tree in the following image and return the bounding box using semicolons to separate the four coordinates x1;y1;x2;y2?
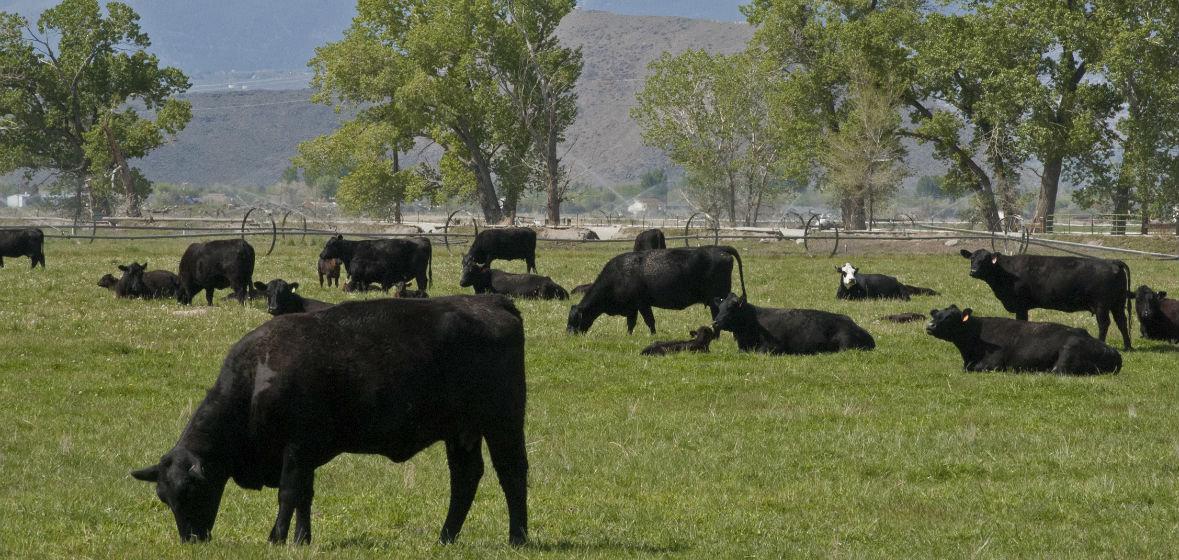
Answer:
0;0;191;218
632;49;808;226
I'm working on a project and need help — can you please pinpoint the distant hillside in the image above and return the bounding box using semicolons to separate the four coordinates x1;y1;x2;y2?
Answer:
129;10;943;189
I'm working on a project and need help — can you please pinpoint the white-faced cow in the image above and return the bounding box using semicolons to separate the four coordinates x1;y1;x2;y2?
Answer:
460;256;568;300
131;295;528;545
568;246;747;334
177;239;256;305
319;235;432;292
1131;285;1179;343
317;257;341;288
633;229;667;251
711;293;875;354
960;249;1132;349
640;326;718;356
0;227;45;268
466;226;537;273
256;278;333;316
835;262;939;301
925;304;1121;375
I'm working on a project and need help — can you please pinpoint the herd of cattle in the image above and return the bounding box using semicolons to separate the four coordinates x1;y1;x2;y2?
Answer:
4;224;1179;546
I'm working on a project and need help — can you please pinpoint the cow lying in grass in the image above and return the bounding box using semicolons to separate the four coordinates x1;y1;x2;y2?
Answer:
711;293;875;354
460;257;568;300
394;281;428;298
640;326;718;356
256;279;332;316
835;262;939;301
925;305;1121;375
1132;285;1179;343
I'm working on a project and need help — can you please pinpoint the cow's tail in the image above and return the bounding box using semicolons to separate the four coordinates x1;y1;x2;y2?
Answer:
904;285;940;297
719;245;747;299
1120;260;1132;334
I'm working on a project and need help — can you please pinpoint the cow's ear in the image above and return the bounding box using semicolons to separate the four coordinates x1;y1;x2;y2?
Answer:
118;265;128;272
189;462;206;482
960;249;973;259
835;266;842;273
962;308;972;321
1159;291;1167;299
142;262;148;269
689;329;697;337
991;254;999;264
254;281;267;292
289;282;299;291
131;464;160;482
335;234;343;240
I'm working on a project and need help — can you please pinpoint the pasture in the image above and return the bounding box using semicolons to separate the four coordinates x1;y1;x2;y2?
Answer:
1;234;1177;558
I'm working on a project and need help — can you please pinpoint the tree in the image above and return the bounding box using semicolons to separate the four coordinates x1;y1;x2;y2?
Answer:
0;0;191;218
495;0;582;226
632;49;808;226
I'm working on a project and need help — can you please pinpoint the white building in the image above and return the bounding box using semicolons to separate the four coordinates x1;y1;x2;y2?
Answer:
5;193;30;208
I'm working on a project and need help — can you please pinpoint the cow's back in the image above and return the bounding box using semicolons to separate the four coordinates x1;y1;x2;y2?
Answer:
1000;255;1126;312
608;248;733;309
221;295;525;471
755;307;874;353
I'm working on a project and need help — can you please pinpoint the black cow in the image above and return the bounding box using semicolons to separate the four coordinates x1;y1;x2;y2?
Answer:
633;229;667;251
178;239;256;305
466;226;537;273
925;304;1122;375
640;326;717;356
256;279;333;316
320;235;432;291
711;293;875;354
1132;285;1179;343
960;249;1132;349
835;262;939;301
567;246;747;334
131;295;528;545
0;227;45;268
98;273;118;290
113;262;182;299
342;279;382;293
317;257;341;288
460;256;568;300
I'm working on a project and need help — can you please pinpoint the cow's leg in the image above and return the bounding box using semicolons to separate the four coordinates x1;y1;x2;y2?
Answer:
234;285;247;305
204;288;215;306
625;311;638;334
270;446;316;545
0;256;4;267
1111;305;1132;350
1095;308;1112;343
1015;309;1029;321
484;427;529;545
440;434;484;544
526;256;537;275
318;272;324;287
639;306;656;334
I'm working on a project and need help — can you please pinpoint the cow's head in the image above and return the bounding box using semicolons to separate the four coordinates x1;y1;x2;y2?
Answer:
567;304;595;334
319;234;346;260
458;255;490;288
837;262;858;288
711;293;753;332
960;249;999;279
116;262;149;295
131;446;227;542
98;273;118;289
1133;285;1164;321
257;279;294;315
925;305;973;341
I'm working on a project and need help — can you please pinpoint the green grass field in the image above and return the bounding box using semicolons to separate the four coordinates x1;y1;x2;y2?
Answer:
2;235;1177;558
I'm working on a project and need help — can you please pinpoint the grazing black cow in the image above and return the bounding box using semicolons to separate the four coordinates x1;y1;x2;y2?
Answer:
925;304;1122;375
711;293;875;354
460;256;568;300
633;228;667;252
319;235;432;291
960;249;1132;349
256;279;333;316
640;326;717;356
317;257;341;288
568;246;747;334
131;295;528;545
835;262;939;301
0;227;45;268
466;226;537;273
394;281;429;298
1131;285;1179;343
98;273;118;290
177;239;255;305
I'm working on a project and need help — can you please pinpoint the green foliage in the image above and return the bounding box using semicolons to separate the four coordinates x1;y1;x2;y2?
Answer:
0;0;191;216
2;237;1179;557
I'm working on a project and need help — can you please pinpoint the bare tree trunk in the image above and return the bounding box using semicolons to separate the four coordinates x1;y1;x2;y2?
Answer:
102;122;140;217
1032;156;1062;233
453;119;504;224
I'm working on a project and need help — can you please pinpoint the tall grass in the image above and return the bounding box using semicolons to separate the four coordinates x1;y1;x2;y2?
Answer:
1;235;1176;558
